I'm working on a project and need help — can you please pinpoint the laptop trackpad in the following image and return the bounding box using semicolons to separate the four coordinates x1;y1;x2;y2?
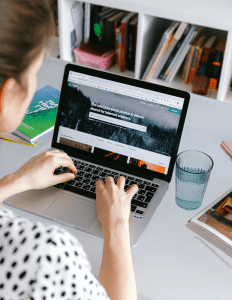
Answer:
44;193;97;229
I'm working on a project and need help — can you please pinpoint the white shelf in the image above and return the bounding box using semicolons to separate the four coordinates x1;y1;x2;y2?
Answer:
58;0;232;104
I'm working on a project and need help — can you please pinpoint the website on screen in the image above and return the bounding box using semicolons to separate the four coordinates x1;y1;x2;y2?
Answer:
57;71;184;175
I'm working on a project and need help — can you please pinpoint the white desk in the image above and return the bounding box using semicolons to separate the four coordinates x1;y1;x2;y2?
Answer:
1;57;232;300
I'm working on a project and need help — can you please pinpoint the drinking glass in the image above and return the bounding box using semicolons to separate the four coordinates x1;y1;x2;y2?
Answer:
175;150;214;210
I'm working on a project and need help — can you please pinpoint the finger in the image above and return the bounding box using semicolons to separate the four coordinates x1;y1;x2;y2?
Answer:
95;179;105;191
54;157;77;173
115;176;125;190
104;176;115;185
49;149;61;153
126;184;138;198
52;172;76;185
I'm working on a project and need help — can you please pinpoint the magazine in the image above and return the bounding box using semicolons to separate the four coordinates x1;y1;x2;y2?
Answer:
186;187;232;257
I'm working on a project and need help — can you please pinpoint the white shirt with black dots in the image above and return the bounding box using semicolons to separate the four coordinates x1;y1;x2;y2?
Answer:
0;208;110;300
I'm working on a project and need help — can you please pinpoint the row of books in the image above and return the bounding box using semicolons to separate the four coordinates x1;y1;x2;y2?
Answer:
0;86;60;146
71;4;138;72
142;21;226;95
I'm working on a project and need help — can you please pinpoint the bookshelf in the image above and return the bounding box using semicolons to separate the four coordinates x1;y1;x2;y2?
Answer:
58;0;232;104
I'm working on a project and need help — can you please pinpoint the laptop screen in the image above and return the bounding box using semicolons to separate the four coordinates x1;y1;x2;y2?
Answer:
52;64;189;182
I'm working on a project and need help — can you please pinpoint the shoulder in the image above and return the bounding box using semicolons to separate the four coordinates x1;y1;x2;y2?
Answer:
0;208;109;299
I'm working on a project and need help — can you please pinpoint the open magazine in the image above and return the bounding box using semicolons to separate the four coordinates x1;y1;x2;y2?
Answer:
186;187;232;257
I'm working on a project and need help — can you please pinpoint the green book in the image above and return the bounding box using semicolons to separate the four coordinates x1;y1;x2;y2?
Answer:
14;85;60;143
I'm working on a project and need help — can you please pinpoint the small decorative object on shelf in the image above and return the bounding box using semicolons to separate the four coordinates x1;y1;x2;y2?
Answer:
73;42;115;70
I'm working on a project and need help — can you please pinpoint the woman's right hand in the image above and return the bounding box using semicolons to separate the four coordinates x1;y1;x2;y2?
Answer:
95;176;138;232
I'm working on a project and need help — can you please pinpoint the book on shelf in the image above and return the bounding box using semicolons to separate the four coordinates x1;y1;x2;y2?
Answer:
208;38;226;90
125;14;138;72
71;1;84;48
189;35;217;84
165;26;203;83
90;7;117;46
83;3;91;43
120;12;137;72
150;22;189;80
192;36;218;95
182;34;207;84
158;23;194;80
104;10;127;50
142;21;180;82
186;187;232;258
13;85;60;144
0;133;38;146
115;26;122;67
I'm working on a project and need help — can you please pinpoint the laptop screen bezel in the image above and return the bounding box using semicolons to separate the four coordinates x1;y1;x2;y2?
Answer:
52;63;190;183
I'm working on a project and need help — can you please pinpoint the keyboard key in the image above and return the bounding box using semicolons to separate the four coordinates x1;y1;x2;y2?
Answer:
100;172;107;177
77;171;85;177
91;175;100;181
131;200;148;209
82;184;91;191
151;183;159;188
75;182;83;188
131;207;136;212
138;183;145;189
92;170;100;175
85;168;92;173
54;183;65;188
78;166;85;170
137;195;145;201
145;186;157;193
136;210;144;215
82;178;90;184
84;173;92;179
138;190;146;196
75;176;83;181
90;187;95;193
67;180;76;186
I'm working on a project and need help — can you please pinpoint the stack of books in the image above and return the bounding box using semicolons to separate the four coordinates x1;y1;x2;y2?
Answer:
72;4;138;72
0;85;60;146
187;187;232;258
142;22;226;95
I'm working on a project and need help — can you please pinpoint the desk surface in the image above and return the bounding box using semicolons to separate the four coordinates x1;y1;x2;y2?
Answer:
1;57;232;300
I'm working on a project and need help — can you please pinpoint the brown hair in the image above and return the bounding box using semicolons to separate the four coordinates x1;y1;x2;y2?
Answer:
0;0;54;88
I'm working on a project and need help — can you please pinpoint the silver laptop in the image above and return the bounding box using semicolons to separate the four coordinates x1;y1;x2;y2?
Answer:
4;63;190;247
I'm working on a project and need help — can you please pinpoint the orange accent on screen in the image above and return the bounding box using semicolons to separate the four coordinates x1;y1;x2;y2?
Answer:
137;160;166;174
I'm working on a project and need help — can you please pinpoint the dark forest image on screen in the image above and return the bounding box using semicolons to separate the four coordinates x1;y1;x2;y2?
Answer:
60;84;181;156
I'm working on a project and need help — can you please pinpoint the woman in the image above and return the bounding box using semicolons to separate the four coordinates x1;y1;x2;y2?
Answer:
0;1;138;299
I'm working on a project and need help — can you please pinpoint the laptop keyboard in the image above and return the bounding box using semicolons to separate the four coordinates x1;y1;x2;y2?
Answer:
53;159;159;216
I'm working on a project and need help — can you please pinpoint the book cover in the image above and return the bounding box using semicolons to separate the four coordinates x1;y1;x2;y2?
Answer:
71;1;84;48
186;187;232;257
151;22;188;80
104;10;126;49
120;12;137;72
126;15;138;71
188;36;217;84
115;26;122;67
208;38;226;90
14;85;60;143
166;27;203;83
158;24;193;80
142;21;180;81
83;3;91;43
182;34;206;84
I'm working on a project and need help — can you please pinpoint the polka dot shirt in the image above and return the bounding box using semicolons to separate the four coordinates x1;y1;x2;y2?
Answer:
0;208;110;300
